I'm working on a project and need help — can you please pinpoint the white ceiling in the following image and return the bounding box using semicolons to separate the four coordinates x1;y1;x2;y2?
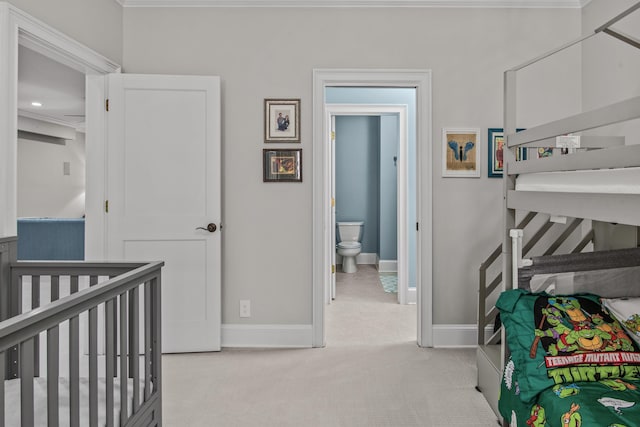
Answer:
18;45;86;130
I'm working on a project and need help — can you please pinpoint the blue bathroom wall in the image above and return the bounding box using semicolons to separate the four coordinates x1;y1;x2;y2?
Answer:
326;87;417;288
335;116;380;254
379;115;398;261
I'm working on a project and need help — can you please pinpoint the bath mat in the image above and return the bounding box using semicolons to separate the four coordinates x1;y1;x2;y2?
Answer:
379;274;398;293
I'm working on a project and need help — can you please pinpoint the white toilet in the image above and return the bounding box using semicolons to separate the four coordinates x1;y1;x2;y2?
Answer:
336;221;364;273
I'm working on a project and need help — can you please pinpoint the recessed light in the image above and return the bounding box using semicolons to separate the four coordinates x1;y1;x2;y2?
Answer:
31;101;42;107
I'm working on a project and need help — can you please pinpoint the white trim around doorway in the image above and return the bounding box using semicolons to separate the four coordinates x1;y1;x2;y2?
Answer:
312;69;433;348
0;1;120;248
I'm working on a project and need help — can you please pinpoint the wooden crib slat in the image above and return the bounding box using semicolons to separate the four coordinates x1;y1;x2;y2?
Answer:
8;274;22;379
120;291;128;426
89;301;98;426
89;305;98;427
105;298;115;427
32;276;40;378
144;281;152;401
47;325;60;427
51;275;60;301
70;275;79;294
20;339;35;427
152;275;162;426
69;279;80;427
0;352;5;427
130;286;140;410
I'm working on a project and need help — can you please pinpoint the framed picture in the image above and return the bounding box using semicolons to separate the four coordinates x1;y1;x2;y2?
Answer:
537;147;554;158
263;149;302;182
264;99;300;143
442;128;481;178
487;128;527;178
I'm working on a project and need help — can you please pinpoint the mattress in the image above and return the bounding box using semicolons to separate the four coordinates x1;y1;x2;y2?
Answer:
515;167;640;194
4;377;148;427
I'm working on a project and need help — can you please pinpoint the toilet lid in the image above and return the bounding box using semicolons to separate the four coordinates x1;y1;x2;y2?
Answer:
337;242;361;249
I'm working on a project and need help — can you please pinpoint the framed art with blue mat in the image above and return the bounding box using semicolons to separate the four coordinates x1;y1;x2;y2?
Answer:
488;128;526;178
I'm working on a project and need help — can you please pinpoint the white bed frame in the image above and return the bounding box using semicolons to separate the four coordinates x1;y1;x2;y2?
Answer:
0;236;163;427
477;1;640;418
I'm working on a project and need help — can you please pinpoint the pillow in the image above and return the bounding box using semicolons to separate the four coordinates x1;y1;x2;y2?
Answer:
603;297;640;347
497;289;640;402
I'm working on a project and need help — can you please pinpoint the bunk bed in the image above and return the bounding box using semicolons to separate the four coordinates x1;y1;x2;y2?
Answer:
0;236;163;426
477;2;640;425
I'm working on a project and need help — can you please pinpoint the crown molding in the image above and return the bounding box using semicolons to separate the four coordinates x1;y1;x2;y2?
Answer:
116;0;589;8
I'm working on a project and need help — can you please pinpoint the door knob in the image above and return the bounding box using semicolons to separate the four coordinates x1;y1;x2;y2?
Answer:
196;223;217;233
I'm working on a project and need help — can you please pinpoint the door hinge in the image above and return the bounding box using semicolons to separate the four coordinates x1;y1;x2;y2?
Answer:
416;222;419;231
331;198;335;208
105;200;109;213
332;264;335;274
105;99;109;111
331;131;335;141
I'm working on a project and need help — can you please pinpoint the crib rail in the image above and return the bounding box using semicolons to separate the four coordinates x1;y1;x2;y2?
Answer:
0;243;163;427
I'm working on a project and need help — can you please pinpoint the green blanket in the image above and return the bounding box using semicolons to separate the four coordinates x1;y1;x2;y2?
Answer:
501;356;640;426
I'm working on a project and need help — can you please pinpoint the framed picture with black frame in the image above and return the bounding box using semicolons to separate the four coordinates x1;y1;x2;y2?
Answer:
263;149;302;182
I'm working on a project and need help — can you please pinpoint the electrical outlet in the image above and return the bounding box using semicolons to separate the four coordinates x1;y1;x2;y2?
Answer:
239;300;251;318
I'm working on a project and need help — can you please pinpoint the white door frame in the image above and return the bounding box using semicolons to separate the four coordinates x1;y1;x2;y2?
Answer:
327;104;410;305
312;69;433;348
0;2;120;249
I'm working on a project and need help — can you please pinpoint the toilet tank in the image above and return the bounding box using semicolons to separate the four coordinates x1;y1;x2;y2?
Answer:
337;221;364;242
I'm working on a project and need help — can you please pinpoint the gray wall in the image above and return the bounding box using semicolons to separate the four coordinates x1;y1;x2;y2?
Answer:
7;0;122;64
335;115;380;254
122;7;581;326
17;133;85;218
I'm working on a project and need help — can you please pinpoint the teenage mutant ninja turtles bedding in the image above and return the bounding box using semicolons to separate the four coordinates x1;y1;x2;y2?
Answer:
497;290;640;426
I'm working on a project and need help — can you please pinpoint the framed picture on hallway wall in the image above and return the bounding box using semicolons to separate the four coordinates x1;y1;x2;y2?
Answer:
263;149;302;182
264;99;301;142
442;128;480;178
487;128;527;178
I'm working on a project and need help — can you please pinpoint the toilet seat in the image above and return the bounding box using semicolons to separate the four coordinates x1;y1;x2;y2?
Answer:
337;242;361;250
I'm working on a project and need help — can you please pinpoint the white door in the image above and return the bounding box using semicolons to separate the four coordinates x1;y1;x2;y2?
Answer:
106;74;221;353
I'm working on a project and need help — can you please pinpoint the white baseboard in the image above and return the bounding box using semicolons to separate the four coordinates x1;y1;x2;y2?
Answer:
377;259;397;273
407;287;416;304
336;252;377;265
221;324;313;348
432;324;494;348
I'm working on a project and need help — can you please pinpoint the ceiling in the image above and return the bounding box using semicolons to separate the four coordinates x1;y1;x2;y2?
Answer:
18;45;86;131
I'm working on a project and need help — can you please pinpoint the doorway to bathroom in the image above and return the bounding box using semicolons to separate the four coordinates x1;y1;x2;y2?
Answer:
312;69;433;348
327;103;412;306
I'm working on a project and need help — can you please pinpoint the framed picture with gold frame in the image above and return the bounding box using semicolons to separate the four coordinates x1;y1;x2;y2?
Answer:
264;99;300;143
263;149;302;182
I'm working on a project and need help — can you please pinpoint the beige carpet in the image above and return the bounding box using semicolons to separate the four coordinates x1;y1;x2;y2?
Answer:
162;265;498;426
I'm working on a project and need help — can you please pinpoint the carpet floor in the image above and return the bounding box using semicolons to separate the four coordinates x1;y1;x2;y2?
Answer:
162;265;499;426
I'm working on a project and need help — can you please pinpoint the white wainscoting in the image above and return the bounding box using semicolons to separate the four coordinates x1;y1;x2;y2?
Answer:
221;324;313;348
